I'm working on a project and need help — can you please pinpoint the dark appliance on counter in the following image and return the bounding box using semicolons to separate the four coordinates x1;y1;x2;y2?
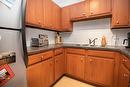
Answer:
31;34;49;47
123;32;130;48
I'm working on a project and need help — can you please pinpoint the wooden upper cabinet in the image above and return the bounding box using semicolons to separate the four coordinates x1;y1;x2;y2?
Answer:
26;0;35;25
26;0;43;27
55;53;65;81
118;64;130;87
67;54;85;79
70;1;89;21
61;6;73;32
89;0;112;16
41;58;54;87
112;0;130;28
27;62;42;87
43;0;53;29
85;56;115;87
52;3;61;31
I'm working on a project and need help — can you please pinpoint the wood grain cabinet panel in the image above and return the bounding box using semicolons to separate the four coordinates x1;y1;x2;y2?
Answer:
52;3;61;31
118;64;130;87
27;62;42;87
67;54;85;79
89;0;112;16
26;0;43;27
61;6;73;32
43;0;53;29
55;53;65;81
85;56;115;87
41;58;54;87
112;0;130;28
26;0;36;26
70;1;89;20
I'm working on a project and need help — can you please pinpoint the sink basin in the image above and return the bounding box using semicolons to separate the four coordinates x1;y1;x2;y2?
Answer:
75;44;102;47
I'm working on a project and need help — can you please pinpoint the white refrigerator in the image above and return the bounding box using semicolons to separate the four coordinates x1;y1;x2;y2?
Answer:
0;0;27;87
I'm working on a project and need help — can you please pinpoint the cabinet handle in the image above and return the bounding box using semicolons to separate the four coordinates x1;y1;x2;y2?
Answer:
122;59;127;62
89;59;93;62
116;21;119;24
81;56;85;58
81;58;84;62
90;9;93;14
82;13;86;15
41;56;44;59
123;74;129;77
38;20;41;24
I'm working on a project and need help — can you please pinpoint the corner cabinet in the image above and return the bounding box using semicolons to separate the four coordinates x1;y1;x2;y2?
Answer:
112;0;130;28
61;6;73;32
89;0;112;17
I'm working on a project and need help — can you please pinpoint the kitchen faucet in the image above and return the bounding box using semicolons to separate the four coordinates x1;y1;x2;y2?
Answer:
89;38;98;46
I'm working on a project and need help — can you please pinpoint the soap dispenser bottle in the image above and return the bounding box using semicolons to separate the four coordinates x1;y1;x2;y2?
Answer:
101;35;107;47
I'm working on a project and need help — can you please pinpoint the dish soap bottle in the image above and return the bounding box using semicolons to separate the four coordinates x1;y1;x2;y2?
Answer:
101;35;107;47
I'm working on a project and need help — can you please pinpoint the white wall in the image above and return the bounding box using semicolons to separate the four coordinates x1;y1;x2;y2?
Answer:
26;27;56;47
62;18;130;46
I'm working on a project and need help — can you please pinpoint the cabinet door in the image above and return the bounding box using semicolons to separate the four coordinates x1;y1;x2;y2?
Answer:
90;0;112;16
55;53;65;81
112;0;130;28
26;0;43;27
85;56;115;87
70;1;88;20
61;6;73;32
35;0;43;27
41;58;54;87
52;3;61;31
26;0;36;25
27;63;42;87
43;0;53;29
67;54;85;79
118;64;130;87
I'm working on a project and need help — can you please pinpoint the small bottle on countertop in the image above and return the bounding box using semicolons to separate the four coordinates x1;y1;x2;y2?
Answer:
55;32;62;44
101;35;107;47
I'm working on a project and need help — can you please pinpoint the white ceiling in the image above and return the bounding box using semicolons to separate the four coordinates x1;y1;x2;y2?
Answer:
53;0;85;7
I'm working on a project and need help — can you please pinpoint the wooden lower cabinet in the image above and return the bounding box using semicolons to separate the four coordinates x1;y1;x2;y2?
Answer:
55;53;65;81
67;54;85;79
85;56;115;87
27;58;54;87
41;58;54;87
118;64;130;87
27;62;42;87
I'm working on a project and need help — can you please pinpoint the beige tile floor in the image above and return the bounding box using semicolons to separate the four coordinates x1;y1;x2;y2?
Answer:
53;76;95;87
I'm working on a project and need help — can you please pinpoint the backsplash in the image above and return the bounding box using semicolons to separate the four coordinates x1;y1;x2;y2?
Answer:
26;28;56;47
62;18;130;46
26;18;130;46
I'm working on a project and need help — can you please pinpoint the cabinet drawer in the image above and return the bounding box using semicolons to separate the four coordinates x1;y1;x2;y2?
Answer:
28;53;43;65
122;55;130;71
42;50;53;60
67;48;86;55
87;50;115;58
54;48;64;55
